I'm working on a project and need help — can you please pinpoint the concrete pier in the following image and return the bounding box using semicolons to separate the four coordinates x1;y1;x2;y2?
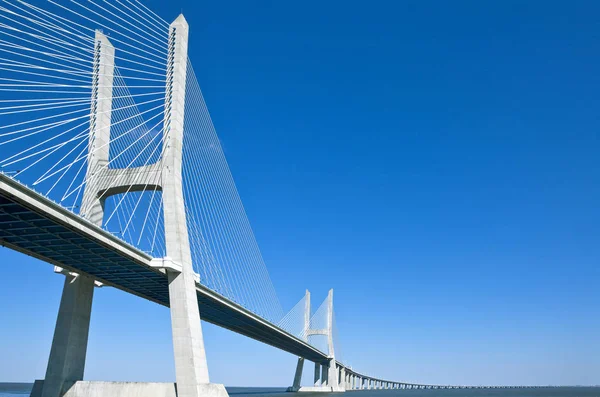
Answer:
34;29;114;397
314;363;321;386
39;274;95;397
321;364;329;387
290;358;304;391
160;15;226;397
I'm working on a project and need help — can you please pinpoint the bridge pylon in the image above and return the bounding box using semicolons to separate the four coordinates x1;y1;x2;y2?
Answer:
31;14;228;397
287;289;345;393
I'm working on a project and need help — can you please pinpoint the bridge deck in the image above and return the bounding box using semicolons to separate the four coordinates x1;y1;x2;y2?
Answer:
0;174;328;364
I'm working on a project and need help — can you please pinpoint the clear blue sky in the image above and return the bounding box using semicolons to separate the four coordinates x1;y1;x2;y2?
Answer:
1;0;599;387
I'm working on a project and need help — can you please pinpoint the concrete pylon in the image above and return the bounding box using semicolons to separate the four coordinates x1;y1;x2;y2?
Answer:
289;289;344;393
325;290;341;390
34;15;228;397
79;31;115;226
36;30;113;397
162;15;226;397
288;290;310;392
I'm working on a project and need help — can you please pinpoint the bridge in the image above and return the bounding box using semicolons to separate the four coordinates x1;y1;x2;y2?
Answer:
0;2;547;396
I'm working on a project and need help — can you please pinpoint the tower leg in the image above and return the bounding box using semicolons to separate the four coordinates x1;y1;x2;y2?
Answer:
321;364;328;387
314;363;321;386
167;268;214;396
288;357;304;391
40;274;95;397
162;14;227;397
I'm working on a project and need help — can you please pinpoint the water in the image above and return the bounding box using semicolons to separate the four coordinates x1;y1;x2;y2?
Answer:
0;383;32;397
1;385;598;397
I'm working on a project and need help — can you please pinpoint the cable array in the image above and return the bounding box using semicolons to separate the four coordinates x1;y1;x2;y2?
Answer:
182;60;284;322
0;0;288;325
277;292;346;360
277;294;308;339
332;309;345;366
0;0;168;258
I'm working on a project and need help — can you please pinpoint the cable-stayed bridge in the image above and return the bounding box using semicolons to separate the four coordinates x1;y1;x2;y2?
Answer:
0;2;545;397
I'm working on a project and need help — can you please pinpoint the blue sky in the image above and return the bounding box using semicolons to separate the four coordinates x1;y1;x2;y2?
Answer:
1;0;600;387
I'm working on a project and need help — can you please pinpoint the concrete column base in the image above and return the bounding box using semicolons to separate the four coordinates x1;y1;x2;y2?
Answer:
30;380;229;397
294;386;345;393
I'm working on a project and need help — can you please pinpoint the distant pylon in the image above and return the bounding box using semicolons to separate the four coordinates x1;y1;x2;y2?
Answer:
288;289;344;393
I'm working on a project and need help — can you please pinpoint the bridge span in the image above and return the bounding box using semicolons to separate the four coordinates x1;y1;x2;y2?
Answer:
0;2;549;396
0;170;537;394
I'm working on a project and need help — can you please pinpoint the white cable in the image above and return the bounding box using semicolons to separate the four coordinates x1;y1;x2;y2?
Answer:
84;0;167;45
48;0;168;62
107;0;167;35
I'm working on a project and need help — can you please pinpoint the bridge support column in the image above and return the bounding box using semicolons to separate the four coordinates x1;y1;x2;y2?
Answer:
289;358;304;392
33;28;114;397
321;364;328;387
314;363;321;386
39;274;95;397
161;15;227;397
324;290;342;392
